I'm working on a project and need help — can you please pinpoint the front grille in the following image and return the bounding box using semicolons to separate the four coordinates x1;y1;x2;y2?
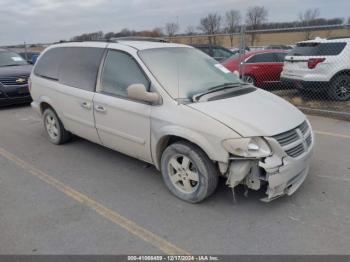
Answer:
0;75;29;86
272;121;312;158
299;121;309;135
286;143;304;158
306;135;312;147
273;129;299;146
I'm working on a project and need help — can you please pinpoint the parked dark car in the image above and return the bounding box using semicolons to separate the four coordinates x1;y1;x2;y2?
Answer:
191;44;235;62
0;49;33;106
19;51;40;64
222;49;288;88
265;44;293;50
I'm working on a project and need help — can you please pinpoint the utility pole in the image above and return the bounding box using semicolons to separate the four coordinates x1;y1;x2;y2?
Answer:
24;41;28;61
238;25;246;82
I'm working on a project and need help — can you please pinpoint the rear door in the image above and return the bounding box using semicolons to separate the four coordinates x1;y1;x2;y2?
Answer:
33;45;106;143
93;47;152;163
58;46;107;143
245;52;280;84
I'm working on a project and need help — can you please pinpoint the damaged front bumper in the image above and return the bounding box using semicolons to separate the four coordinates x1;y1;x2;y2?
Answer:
226;133;314;202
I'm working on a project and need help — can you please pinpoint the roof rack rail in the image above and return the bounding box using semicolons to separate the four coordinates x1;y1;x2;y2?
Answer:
111;36;168;43
52;39;117;44
327;36;350;40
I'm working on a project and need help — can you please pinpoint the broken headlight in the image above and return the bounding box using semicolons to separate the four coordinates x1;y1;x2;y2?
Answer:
222;137;272;158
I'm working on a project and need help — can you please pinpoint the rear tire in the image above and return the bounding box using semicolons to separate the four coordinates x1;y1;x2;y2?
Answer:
243;75;256;86
43;108;71;145
160;141;218;203
328;75;350;101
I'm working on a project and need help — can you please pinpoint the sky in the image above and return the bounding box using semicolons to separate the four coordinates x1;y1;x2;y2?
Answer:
0;0;349;46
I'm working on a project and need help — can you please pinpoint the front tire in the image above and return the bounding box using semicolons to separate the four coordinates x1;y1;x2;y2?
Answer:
43;108;71;145
161;141;218;203
328;75;350;101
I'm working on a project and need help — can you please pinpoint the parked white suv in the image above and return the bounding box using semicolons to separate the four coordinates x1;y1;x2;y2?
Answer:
30;40;314;203
281;37;350;101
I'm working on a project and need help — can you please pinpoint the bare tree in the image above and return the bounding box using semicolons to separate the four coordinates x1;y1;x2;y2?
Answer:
165;22;179;37
152;27;164;37
245;6;268;45
299;8;320;39
185;25;196;35
198;13;222;44
299;8;320;25
225;10;241;47
71;31;104;41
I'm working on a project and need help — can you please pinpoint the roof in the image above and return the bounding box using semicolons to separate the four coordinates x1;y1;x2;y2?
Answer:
244;49;288;57
112;36;168;43
299;37;350;44
117;41;189;50
48;40;190;51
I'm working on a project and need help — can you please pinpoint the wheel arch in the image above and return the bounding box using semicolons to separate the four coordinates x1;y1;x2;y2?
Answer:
152;128;228;170
37;96;56;114
331;69;350;80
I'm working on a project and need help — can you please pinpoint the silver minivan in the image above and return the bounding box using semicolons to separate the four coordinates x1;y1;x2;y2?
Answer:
30;40;314;203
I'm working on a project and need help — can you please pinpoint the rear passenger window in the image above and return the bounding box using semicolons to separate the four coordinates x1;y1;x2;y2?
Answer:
246;53;276;63
34;48;64;80
59;47;104;91
100;50;149;98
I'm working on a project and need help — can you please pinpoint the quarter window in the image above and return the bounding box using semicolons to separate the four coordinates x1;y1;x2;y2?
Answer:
34;47;65;80
100;50;149;98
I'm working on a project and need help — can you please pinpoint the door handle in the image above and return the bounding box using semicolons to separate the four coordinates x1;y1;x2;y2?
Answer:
80;101;92;110
95;105;107;113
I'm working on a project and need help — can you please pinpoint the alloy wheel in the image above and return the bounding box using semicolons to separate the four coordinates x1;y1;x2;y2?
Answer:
167;154;200;194
45;114;59;140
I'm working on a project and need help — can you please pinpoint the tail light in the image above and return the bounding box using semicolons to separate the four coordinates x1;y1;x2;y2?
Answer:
308;58;325;69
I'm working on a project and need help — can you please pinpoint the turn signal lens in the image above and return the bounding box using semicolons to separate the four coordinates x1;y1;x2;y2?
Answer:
28;77;32;92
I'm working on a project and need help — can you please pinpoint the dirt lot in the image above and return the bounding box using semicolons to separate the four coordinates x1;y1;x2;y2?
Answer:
0;105;349;255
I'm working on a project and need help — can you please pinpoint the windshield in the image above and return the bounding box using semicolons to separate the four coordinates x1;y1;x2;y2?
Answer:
0;51;28;67
139;47;241;99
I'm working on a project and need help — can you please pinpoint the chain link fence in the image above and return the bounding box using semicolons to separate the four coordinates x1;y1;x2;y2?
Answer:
172;24;350;120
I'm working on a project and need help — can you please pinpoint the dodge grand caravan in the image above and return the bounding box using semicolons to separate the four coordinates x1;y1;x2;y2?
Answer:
30;40;314;203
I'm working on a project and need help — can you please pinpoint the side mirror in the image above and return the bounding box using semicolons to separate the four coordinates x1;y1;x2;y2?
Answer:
127;84;161;104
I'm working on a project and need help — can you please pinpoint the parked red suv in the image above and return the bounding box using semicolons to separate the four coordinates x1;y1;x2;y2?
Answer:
222;50;287;88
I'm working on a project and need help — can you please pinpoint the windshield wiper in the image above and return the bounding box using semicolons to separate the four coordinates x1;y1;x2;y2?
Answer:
193;82;248;102
208;82;248;91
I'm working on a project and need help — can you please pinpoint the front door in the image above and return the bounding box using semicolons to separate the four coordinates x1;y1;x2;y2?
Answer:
93;49;152;163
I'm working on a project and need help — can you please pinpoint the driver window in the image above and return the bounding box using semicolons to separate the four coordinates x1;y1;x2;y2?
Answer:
100;50;149;98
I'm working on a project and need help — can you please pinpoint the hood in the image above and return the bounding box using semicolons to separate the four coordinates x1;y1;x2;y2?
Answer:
0;64;33;77
188;89;305;137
